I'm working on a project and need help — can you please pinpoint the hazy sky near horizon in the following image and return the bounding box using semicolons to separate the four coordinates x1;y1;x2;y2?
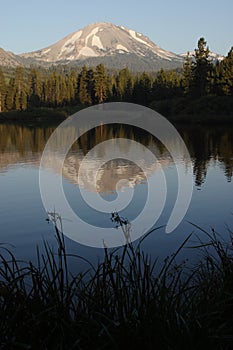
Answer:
0;0;232;56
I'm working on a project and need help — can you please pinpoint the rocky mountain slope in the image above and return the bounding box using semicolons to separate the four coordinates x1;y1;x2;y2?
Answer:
20;22;183;71
0;22;225;71
0;48;27;67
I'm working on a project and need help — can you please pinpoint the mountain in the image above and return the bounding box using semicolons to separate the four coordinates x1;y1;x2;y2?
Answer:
0;47;27;67
180;51;225;63
20;22;183;71
0;23;226;71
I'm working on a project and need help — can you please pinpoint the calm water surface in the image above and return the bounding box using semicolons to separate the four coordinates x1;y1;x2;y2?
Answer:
0;121;233;265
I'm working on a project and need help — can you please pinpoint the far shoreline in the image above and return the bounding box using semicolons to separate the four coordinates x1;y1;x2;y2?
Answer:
0;105;233;125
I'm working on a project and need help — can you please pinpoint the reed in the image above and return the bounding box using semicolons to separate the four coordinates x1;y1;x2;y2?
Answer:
0;216;232;349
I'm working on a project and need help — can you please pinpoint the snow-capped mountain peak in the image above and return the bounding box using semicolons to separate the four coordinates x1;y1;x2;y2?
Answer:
21;22;182;66
0;23;225;70
180;50;225;63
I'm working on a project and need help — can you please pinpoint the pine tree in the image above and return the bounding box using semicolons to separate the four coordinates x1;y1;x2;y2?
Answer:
14;89;21;110
182;51;193;95
124;76;134;102
86;68;95;104
5;78;15;111
0;68;6;112
94;64;108;104
166;70;182;97
152;68;182;101
153;69;168;100
116;68;132;100
20;90;27;110
218;47;233;95
133;72;152;105
65;70;77;104
46;71;63;107
192;38;212;97
28;68;42;108
78;66;92;105
14;67;27;110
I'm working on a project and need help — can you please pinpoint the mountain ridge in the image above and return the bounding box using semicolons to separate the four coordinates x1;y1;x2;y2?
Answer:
0;22;225;71
179;50;225;63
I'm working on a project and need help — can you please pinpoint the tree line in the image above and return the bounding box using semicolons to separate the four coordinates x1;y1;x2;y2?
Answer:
0;38;232;113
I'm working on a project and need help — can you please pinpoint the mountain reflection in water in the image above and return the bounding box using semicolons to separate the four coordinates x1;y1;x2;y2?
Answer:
0;123;232;189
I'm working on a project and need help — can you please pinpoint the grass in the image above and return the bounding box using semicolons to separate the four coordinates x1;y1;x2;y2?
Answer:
0;214;233;349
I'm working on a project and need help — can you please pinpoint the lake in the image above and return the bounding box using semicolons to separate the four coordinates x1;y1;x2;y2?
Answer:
0;120;233;266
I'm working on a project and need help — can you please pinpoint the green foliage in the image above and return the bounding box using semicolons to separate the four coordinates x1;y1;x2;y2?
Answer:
94;64;108;103
114;67;134;101
214;47;233;96
132;72;152;105
28;68;43;108
150;96;233;122
78;66;92;105
0;67;6;112
191;38;212;97
0;38;232;118
182;52;193;95
152;68;182;100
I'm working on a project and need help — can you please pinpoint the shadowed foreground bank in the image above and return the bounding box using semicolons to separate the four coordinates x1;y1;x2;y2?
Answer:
0;217;233;350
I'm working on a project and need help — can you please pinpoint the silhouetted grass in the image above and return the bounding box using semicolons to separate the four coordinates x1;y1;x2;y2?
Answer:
0;215;233;349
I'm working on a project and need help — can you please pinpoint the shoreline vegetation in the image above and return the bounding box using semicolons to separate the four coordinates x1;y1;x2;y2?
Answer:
0;214;233;349
0;38;232;124
0;106;82;123
0;95;233;124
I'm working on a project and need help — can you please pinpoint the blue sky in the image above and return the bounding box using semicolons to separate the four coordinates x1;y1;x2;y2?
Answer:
0;0;232;55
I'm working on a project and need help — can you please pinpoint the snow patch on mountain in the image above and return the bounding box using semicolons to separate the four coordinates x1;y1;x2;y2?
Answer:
65;31;82;46
79;47;98;57
92;35;104;49
18;22;184;70
116;44;129;52
180;51;225;62
85;27;100;46
60;45;74;54
43;48;51;54
129;29;152;48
